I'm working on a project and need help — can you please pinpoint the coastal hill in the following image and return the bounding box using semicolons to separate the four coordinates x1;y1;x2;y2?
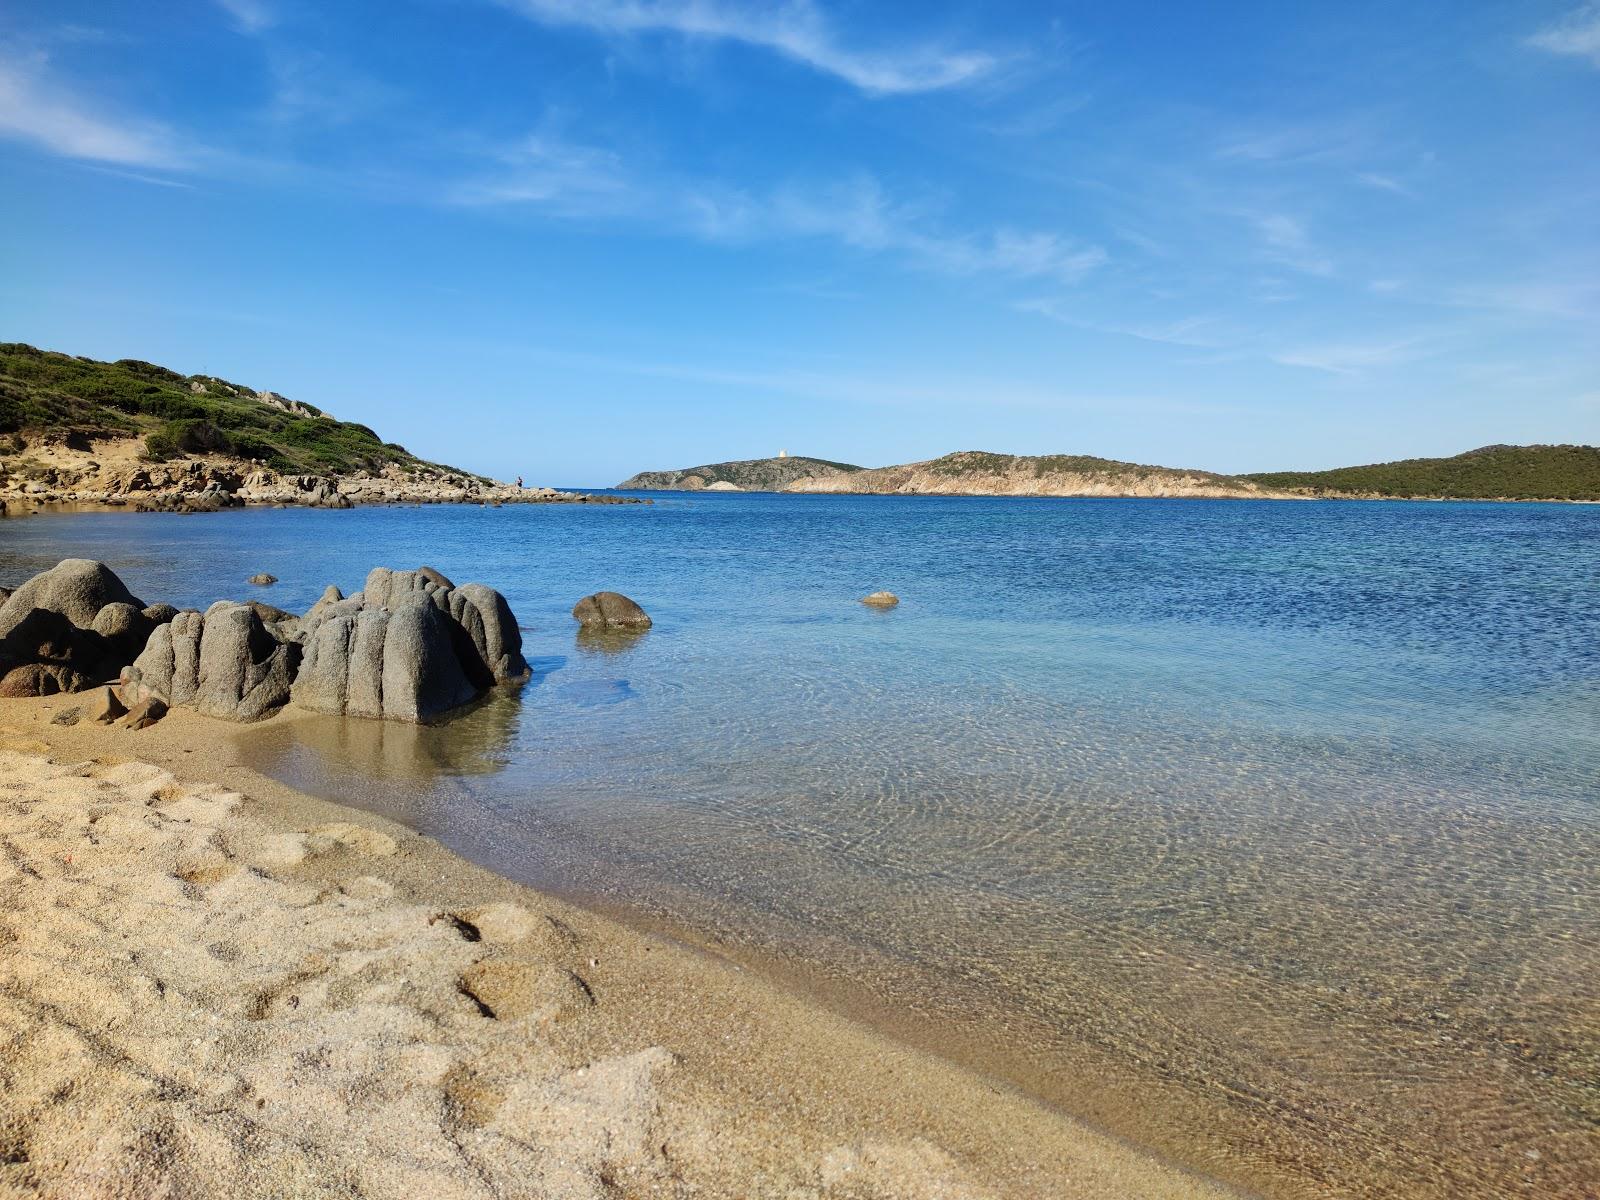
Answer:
1244;444;1600;501
621;449;1290;499
622;444;1600;501
618;454;863;491
0;343;617;509
0;342;454;477
788;450;1289;499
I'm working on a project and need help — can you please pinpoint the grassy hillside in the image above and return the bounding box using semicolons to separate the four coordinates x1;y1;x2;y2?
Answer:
1245;444;1600;501
0;343;469;478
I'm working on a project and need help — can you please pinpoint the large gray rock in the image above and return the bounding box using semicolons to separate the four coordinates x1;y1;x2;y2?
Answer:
122;602;298;722
0;559;144;637
291;568;525;722
195;601;302;721
0;561;167;696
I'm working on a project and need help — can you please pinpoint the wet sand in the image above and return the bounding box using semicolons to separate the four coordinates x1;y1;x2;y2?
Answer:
0;696;1237;1200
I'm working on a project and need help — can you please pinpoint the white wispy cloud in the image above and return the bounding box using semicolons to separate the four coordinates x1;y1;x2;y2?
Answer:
451;140;1105;285
1527;3;1600;66
0;52;188;169
214;0;275;34
1356;171;1416;198
1017;299;1234;348
1271;336;1431;375
446;135;631;208
495;0;995;93
1441;281;1599;321
1249;212;1334;277
1216;122;1367;166
758;177;1106;283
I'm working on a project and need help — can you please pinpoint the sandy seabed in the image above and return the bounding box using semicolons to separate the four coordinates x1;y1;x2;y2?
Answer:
0;698;1235;1200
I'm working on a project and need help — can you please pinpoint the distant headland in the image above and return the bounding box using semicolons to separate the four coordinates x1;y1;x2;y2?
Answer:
619;445;1600;502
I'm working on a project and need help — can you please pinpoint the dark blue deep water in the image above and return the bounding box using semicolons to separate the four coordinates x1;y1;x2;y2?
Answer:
3;493;1597;1197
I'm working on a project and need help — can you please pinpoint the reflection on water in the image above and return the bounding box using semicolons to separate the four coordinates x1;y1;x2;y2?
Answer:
245;688;524;794
6;494;1599;1200
575;626;650;656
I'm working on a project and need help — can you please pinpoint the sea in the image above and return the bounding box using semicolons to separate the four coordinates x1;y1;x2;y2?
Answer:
3;491;1596;1198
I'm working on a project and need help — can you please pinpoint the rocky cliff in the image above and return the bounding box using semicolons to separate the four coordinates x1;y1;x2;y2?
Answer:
617;455;863;491
784;451;1293;499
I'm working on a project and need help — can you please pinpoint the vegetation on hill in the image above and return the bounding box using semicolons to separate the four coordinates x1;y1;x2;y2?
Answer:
0;343;469;478
1244;444;1600;501
618;455;863;491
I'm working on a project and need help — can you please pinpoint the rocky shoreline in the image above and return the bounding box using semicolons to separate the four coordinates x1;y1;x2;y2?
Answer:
0;436;638;513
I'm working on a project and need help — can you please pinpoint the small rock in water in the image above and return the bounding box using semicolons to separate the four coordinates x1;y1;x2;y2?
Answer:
571;591;652;630
861;591;899;608
248;573;277;586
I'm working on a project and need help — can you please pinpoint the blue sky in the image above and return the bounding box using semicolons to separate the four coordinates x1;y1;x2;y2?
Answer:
1;1;1596;485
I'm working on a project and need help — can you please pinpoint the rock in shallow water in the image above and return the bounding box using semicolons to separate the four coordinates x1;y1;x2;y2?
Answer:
861;591;900;608
571;591;652;630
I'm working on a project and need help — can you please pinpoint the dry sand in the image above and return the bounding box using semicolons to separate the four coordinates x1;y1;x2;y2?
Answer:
0;697;1238;1199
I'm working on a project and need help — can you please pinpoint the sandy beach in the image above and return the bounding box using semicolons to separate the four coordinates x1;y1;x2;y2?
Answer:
0;695;1237;1200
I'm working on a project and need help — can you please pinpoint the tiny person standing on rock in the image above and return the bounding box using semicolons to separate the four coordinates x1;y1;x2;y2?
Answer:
514;475;523;488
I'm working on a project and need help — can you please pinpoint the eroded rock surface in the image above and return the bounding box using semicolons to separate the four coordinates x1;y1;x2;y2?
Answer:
292;568;528;722
122;601;301;722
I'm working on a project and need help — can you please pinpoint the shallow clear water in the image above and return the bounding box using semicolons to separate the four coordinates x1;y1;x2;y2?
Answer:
4;494;1597;1198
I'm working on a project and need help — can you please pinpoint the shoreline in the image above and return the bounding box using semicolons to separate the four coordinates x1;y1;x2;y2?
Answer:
624;485;1595;503
0;696;1238;1200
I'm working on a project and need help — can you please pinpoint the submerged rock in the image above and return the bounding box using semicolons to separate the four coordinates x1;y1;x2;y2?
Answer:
571;592;652;631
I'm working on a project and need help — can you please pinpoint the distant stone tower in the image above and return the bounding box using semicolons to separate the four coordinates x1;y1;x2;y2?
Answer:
778;448;789;458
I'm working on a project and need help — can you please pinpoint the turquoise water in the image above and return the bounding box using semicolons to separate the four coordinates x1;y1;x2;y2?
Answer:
3;494;1597;1197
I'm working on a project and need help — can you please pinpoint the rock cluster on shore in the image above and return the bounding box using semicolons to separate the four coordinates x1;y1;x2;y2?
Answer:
1;559;528;725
